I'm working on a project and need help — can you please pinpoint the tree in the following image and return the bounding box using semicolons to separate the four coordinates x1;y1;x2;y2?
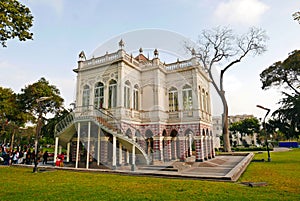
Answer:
0;0;33;47
260;50;300;141
186;27;267;152
41;108;71;145
293;12;300;24
0;87;29;147
260;50;300;95
260;50;300;140
229;117;260;146
18;77;64;120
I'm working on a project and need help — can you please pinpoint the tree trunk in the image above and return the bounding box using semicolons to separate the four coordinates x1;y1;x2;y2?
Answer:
208;69;231;152
221;90;231;152
10;131;15;151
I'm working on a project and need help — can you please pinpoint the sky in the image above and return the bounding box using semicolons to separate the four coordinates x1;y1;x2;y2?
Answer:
0;0;299;119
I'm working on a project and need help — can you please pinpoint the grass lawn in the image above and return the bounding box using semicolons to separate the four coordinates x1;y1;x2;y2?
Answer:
1;149;300;201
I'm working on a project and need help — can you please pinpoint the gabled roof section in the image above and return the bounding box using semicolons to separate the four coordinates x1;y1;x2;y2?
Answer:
135;53;149;63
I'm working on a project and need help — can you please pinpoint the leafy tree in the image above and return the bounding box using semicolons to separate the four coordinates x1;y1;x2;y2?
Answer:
41;108;71;145
18;77;64;119
266;118;292;141
229;117;260;146
186;27;267;152
293;12;300;24
260;50;300;141
0;87;29;147
0;0;34;47
260;50;300;95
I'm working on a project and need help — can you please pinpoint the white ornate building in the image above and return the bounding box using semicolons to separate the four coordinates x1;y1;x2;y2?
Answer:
54;40;215;170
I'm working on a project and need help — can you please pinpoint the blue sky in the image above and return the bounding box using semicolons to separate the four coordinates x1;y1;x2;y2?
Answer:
0;0;299;118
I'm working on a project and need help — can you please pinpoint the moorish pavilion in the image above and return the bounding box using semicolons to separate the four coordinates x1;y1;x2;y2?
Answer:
54;39;215;170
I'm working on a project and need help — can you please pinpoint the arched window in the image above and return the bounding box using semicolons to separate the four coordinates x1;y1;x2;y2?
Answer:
133;84;139;110
94;82;104;109
182;85;192;110
108;80;117;108
168;87;178;112
202;89;206;112
82;85;90;108
124;80;131;109
206;92;210;113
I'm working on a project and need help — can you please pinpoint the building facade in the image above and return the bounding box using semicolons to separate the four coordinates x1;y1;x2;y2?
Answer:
54;40;215;170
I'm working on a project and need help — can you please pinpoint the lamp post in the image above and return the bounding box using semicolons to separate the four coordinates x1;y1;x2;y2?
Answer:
33;96;52;173
256;105;271;162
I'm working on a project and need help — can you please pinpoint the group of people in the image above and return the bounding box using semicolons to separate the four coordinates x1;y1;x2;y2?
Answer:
0;144;50;166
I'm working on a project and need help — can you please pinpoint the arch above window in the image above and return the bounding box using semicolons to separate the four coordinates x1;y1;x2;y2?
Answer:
183;84;191;90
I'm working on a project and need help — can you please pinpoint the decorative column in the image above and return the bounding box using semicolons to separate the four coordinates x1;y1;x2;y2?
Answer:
112;135;117;169
54;137;59;165
185;137;189;157
101;137;109;164
207;136;212;159
119;143;122;166
153;136;163;162
97;127;101;165
59;146;62;154
66;142;70;163
204;136;209;160
194;136;204;162
189;133;193;157
164;137;172;161
171;137;177;160
126;149;130;165
177;136;186;162
85;122;91;169
75;122;81;168
131;144;136;171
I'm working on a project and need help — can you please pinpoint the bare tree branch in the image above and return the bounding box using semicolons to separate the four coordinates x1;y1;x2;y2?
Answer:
185;26;268;152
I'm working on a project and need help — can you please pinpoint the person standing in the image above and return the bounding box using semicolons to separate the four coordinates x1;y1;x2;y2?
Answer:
43;151;48;165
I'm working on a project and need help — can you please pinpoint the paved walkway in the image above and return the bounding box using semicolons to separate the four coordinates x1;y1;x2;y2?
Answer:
16;152;253;182
130;153;254;181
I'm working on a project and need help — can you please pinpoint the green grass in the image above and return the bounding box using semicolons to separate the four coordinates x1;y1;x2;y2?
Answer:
1;149;300;201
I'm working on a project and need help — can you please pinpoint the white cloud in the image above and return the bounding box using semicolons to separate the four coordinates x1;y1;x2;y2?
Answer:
214;0;269;26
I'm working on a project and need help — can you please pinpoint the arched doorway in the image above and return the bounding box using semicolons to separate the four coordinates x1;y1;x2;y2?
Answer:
145;129;153;156
170;130;178;160
185;129;194;157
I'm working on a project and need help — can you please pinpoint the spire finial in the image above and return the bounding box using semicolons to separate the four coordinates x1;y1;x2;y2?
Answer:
119;39;125;49
154;48;159;58
191;48;196;56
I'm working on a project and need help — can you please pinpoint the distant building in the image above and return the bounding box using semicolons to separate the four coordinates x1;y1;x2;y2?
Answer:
228;114;257;146
54;40;215;170
212;116;222;148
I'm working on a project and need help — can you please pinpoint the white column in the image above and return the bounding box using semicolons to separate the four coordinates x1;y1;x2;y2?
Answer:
189;133;192;157
131;144;136;171
119;143;122;165
97;127;101;165
54;137;59;164
112;135;117;168
86;122;91;169
59;146;62;154
126;150;130;164
75;122;81;168
66;142;70;162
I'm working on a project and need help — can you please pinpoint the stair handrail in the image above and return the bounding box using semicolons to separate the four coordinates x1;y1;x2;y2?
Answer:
93;108;153;163
54;112;75;136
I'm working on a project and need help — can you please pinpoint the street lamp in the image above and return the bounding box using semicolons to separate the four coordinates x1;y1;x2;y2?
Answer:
33;96;52;173
256;105;271;162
